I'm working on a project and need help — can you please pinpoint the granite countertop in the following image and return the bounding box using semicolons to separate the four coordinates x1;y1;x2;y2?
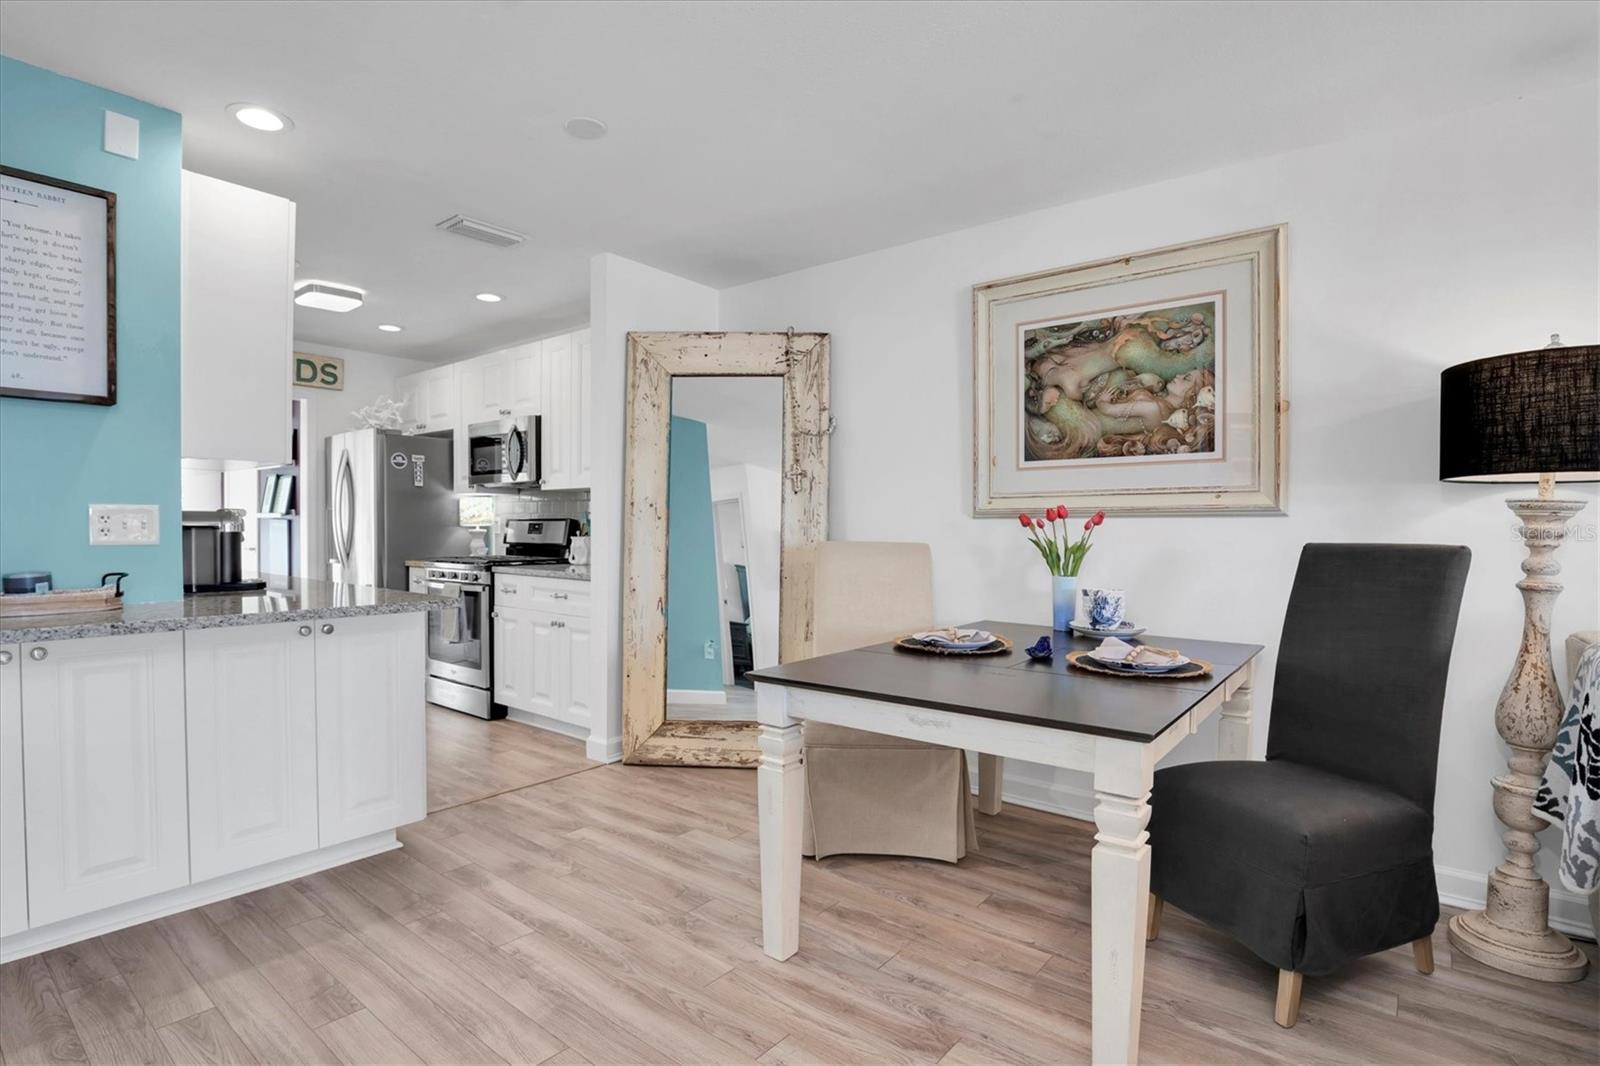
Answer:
491;564;590;582
0;576;452;644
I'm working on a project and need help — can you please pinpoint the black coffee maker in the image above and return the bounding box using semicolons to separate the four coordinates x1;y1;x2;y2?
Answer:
182;510;266;594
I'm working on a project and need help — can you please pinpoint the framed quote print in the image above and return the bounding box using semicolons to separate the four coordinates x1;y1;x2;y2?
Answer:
972;225;1285;516
0;165;118;405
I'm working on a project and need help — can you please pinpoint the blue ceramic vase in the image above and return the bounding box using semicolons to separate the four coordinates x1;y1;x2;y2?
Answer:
1052;575;1076;631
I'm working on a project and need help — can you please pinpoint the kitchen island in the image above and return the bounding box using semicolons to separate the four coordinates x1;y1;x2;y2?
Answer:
0;577;447;961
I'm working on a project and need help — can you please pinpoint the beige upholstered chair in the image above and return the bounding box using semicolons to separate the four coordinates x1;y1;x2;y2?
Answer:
796;541;980;862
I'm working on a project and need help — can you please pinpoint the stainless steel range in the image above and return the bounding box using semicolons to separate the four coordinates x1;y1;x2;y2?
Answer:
421;517;576;719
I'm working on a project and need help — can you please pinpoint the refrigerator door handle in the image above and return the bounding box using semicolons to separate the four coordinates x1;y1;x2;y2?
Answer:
330;449;347;567
337;450;356;567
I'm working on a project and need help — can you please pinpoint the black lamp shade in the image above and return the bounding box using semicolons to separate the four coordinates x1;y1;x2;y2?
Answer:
1439;344;1599;483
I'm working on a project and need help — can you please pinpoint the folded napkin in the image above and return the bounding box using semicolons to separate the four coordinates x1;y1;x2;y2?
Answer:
1090;637;1188;667
911;627;993;646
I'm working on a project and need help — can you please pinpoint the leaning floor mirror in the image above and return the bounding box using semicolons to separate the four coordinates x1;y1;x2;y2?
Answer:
621;331;830;766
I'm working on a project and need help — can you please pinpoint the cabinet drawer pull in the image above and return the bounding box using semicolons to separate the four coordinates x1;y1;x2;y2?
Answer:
500;585;516;593
321;624;335;635
0;650;11;665
498;408;512;416
551;620;565;629
299;625;313;637
29;647;47;661
551;592;568;599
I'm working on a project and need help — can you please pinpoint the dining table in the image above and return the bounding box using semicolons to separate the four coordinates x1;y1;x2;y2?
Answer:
748;619;1264;1066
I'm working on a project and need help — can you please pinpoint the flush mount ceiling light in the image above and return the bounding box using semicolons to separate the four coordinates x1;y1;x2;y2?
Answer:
563;116;608;141
226;102;293;132
293;280;365;312
474;292;503;303
377;323;403;333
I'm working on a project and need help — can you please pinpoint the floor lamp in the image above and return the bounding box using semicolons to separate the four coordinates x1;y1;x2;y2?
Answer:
1439;336;1598;982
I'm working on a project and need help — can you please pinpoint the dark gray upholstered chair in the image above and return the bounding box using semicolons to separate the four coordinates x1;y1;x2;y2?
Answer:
1147;543;1471;1027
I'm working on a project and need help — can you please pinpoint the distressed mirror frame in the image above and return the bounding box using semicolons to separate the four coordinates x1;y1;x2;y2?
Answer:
621;331;830;767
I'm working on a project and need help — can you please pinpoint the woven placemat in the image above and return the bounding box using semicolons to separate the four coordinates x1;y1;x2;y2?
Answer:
1066;650;1213;680
893;634;1014;657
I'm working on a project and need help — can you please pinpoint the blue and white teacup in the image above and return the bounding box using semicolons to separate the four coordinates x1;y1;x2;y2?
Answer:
1084;588;1127;630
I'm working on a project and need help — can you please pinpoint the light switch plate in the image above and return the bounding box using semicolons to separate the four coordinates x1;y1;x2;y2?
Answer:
103;110;140;159
89;504;160;545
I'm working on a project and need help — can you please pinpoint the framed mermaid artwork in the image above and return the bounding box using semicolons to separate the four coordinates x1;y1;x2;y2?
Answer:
972;225;1286;516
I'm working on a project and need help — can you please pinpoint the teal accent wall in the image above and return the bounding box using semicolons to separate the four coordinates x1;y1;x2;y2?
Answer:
666;416;723;692
0;57;182;602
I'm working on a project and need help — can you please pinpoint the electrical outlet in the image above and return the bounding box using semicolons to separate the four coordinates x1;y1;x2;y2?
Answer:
89;504;160;546
704;640;717;660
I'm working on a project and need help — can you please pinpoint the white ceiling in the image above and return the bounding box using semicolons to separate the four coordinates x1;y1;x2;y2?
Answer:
2;1;1594;362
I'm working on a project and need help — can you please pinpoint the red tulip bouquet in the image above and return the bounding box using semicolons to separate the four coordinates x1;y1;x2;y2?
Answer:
1018;506;1105;630
1018;506;1104;577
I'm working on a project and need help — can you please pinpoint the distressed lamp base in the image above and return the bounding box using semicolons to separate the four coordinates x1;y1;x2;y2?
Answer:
1445;489;1589;983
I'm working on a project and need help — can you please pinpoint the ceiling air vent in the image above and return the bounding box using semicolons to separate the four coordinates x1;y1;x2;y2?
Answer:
434;214;526;248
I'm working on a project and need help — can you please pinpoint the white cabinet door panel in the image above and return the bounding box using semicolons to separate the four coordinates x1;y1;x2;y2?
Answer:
560;616;592;730
492;607;532;711
525;616;562;720
21;633;189;927
573;328;592;488
185;623;319;882
315;613;426;845
1;645;26;937
540;334;572;489
509;342;543;415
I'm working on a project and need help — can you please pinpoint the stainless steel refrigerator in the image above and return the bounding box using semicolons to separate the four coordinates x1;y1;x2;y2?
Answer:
326;429;469;590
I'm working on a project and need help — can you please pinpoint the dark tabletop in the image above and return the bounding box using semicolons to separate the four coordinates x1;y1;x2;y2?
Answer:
746;620;1263;742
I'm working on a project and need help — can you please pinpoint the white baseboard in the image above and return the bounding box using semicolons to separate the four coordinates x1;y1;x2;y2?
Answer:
667;688;727;705
0;831;400;963
505;707;590;744
585;733;623;763
974;764;1598;942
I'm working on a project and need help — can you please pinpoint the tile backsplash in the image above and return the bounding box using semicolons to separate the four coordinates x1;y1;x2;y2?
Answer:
480;490;590;552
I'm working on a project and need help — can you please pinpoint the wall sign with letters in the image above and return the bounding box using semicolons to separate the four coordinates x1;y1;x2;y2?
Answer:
294;352;343;390
0;166;117;405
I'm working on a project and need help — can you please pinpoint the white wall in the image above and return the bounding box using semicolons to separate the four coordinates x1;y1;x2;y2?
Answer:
587;254;720;761
292;342;432;580
711;463;782;672
719;83;1600;930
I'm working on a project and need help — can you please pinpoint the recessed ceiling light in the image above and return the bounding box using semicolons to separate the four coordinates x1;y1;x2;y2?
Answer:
377;323;403;333
227;102;293;132
563;116;608;141
293;280;364;312
474;292;503;303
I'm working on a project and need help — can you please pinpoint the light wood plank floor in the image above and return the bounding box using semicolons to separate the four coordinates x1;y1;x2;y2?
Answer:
3;720;1596;1065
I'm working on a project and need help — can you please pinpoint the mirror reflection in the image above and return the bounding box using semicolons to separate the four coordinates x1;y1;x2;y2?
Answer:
665;376;784;722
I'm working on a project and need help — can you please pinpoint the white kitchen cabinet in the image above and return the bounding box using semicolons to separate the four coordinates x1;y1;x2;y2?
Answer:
397;366;458;435
315;612;426;846
20;633;189;928
565;612;593;730
491;607;535;710
457;352;512;425
181;171;296;466
184;623;319;882
573;328;592;487
0;646;26;937
493;577;590;729
508;342;544;414
540;333;575;489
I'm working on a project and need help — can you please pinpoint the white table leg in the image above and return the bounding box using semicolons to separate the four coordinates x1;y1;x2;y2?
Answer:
1217;660;1255;760
757;681;803;961
1092;741;1155;1066
977;753;1004;815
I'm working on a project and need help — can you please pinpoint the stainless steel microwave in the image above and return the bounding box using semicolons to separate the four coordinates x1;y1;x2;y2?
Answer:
465;416;540;487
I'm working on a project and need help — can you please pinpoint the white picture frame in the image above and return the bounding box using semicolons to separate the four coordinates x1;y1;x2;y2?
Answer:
972;225;1286;516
